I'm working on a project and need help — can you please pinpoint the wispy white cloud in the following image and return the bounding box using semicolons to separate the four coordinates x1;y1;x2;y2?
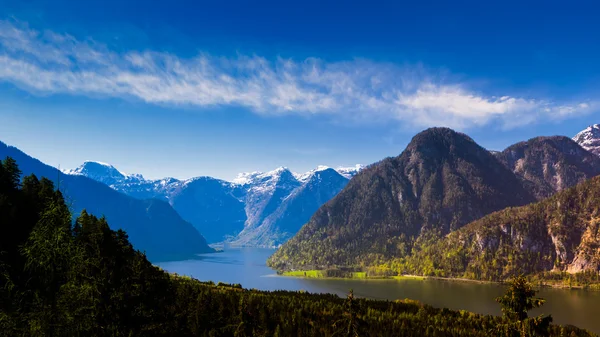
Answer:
0;20;594;129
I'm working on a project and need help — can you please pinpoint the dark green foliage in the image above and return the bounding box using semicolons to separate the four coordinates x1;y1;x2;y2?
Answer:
0;156;22;190
332;289;365;337
496;276;548;321
0;158;595;336
495;276;553;337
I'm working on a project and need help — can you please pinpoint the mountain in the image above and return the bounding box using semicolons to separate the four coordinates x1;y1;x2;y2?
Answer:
496;136;600;199
573;124;600;156
268;127;536;270
404;175;600;280
0;141;214;261
65;162;363;245
169;177;246;243
331;164;364;179
231;166;351;247
112;177;181;201
233;167;302;233
65;160;144;186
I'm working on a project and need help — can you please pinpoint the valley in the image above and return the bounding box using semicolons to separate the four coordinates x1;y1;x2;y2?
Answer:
3;125;600;335
158;247;600;334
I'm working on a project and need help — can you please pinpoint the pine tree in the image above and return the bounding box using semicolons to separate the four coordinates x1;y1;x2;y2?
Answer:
21;194;75;336
235;295;257;337
333;289;365;337
496;275;545;321
496;275;553;336
0;157;21;190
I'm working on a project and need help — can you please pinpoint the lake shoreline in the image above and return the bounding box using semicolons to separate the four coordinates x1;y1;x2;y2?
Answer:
157;248;600;334
280;270;600;291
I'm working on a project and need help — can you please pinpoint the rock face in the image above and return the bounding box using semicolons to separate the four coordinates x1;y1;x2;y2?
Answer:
406;176;600;279
231;167;350;247
268;127;536;270
234;168;303;235
573;124;600;156
496;136;600;199
0;141;214;261
66;161;363;246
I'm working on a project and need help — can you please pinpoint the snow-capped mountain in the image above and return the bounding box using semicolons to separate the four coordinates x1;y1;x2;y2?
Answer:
231;166;350;247
64;161;144;186
233;167;302;232
573;124;600;156
64;162;363;246
334;164;364;179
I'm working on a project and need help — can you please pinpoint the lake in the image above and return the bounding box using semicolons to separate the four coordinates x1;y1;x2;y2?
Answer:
156;248;600;334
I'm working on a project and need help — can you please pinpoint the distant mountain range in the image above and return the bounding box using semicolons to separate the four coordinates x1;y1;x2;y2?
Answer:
268;126;600;279
0;141;214;262
65;161;363;246
6;122;600;268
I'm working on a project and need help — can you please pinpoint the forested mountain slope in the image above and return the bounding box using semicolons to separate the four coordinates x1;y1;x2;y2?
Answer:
269;127;535;270
404;175;600;281
0;142;213;261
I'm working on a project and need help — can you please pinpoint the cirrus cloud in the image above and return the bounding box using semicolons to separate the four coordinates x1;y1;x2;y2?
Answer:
0;19;594;130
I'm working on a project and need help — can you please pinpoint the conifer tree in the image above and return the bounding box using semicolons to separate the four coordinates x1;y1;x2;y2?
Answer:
1;156;21;190
496;275;553;336
21;194;75;336
496;275;546;321
334;289;365;337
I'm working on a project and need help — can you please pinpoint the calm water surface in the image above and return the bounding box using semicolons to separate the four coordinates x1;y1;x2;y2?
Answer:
157;248;600;334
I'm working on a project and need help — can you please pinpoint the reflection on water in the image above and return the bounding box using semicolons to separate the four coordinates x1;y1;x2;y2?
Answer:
156;248;600;334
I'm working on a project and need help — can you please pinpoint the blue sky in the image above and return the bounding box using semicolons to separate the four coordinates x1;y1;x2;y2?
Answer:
0;0;599;180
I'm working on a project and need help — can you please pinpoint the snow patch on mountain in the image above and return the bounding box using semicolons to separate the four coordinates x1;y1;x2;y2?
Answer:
232;172;262;185
64;161;145;186
573;124;600;156
237;164;364;184
296;165;332;182
335;164;364;179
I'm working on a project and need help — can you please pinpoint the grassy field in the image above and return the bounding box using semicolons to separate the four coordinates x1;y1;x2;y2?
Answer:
282;270;327;278
280;270;428;280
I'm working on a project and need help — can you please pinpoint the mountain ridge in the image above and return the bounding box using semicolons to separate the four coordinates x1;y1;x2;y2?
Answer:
268;126;600;273
0;141;214;261
65;160;364;246
496;135;600;199
268;127;536;270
